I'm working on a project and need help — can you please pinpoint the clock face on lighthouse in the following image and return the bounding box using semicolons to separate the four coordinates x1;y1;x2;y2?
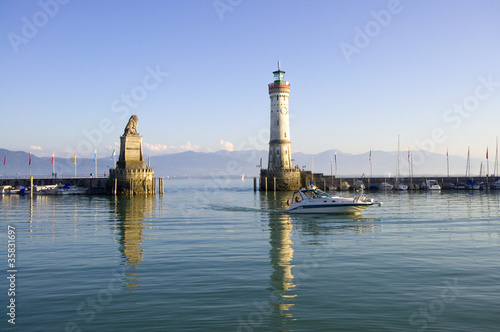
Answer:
280;107;288;115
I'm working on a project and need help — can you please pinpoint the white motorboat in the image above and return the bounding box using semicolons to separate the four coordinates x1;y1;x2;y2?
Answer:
491;180;500;190
424;180;441;190
286;188;381;214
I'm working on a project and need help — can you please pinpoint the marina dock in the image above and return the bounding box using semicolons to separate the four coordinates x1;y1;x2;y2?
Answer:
0;176;164;195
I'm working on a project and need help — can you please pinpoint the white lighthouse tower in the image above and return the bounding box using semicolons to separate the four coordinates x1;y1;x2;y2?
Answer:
268;61;293;169
260;62;301;191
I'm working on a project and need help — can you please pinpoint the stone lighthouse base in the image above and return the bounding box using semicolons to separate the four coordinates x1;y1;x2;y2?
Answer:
259;168;301;191
109;168;155;195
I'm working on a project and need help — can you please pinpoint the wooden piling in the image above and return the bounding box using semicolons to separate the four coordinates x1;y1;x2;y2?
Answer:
253;177;256;191
159;177;164;195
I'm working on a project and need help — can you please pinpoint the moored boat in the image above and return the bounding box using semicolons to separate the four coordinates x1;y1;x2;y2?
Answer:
424;180;441;190
465;179;480;190
56;184;88;195
379;182;393;191
34;184;58;195
394;179;408;191
0;185;12;193
5;186;25;194
355;180;365;191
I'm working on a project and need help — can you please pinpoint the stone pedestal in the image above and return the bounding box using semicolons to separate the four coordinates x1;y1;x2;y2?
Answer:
259;168;301;191
117;135;145;169
109;115;155;195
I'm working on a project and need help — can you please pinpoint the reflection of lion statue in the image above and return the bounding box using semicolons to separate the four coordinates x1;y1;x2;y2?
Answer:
124;115;139;135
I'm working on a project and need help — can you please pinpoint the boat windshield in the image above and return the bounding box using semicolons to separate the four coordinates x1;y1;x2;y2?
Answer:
302;189;331;199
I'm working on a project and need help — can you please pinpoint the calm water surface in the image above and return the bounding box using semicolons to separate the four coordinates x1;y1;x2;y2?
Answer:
1;179;499;331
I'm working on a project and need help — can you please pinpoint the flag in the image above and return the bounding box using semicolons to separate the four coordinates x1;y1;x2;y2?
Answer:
369;149;372;162
51;152;54;164
334;151;337;163
111;148;115;159
3;154;5;166
74;152;76;165
408;147;410;160
486;147;489;160
29;153;31;166
93;149;96;163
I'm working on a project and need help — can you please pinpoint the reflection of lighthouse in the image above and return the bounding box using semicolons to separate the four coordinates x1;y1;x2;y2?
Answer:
268;212;296;322
260;62;301;191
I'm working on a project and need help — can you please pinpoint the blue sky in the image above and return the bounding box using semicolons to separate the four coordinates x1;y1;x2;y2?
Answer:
1;0;499;161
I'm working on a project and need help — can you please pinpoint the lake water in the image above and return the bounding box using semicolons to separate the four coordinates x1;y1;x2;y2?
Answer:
1;178;500;331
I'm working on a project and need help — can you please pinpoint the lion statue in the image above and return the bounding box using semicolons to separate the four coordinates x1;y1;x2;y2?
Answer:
124;115;139;135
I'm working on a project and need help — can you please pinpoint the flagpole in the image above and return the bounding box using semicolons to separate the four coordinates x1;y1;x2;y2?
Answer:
29;153;32;178
74;152;77;178
94;149;97;178
52;152;55;178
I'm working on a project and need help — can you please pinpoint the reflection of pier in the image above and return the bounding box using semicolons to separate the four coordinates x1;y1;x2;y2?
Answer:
115;195;154;289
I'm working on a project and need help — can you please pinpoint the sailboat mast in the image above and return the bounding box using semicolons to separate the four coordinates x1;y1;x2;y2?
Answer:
408;147;411;184
397;135;400;180
496;136;499;177
466;146;471;178
446;147;449;178
330;153;333;187
311;156;314;186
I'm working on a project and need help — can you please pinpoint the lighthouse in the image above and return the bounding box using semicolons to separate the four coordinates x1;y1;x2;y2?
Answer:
260;62;301;191
268;61;293;169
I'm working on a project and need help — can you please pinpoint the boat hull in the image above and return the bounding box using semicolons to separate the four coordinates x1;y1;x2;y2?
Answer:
288;202;373;214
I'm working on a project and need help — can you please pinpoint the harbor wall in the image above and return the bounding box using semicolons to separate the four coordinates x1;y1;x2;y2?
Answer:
301;170;498;190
